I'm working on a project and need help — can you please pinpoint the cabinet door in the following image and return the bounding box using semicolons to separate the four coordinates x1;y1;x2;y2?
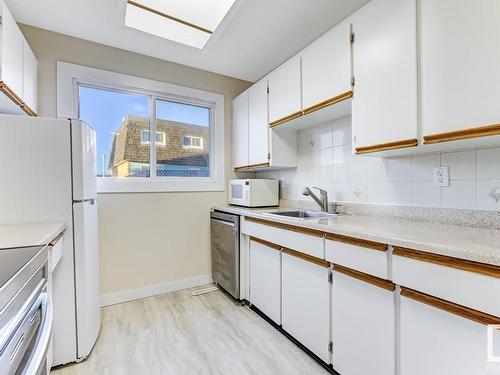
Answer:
1;2;24;97
351;0;417;153
232;91;249;169
22;40;38;114
282;252;330;363
401;294;498;375
249;238;281;324
421;0;500;141
302;22;351;112
331;270;395;375
268;55;302;126
248;78;269;166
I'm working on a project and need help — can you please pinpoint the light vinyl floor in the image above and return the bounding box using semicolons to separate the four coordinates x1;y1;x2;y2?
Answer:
52;287;329;375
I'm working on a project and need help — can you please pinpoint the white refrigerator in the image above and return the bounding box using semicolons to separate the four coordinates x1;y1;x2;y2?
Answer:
0;114;101;366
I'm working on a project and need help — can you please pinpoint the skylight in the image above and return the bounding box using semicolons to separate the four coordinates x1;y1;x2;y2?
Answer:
125;0;237;49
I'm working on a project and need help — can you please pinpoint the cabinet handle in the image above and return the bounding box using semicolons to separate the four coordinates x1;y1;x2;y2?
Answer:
332;264;395;291
355;138;418;154
325;232;387;252
302;91;353;115
400;287;500;326
393;247;500;279
249;236;281;251
269;111;303;128
244;216;324;238
423;123;500;144
282;247;330;268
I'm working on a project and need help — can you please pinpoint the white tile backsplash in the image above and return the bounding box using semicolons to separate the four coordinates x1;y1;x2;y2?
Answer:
476;148;500;179
442;180;476;209
441;150;476;180
411;154;440;181
257;116;500;211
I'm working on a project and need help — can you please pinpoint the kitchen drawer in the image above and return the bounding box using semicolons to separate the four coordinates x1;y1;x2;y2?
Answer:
242;217;324;259
325;233;389;279
393;247;500;317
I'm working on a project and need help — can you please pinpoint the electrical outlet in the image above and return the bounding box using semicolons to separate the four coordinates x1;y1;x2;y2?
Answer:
433;166;449;187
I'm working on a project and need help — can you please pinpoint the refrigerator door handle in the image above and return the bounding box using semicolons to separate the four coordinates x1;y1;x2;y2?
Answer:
73;199;95;205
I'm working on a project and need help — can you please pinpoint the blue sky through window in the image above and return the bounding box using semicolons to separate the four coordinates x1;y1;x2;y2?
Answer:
78;85;210;176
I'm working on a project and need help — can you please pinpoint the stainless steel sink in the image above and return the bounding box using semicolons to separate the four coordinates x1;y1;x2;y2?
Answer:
266;210;337;219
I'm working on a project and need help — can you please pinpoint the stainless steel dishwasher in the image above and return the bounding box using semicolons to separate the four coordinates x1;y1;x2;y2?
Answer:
210;211;240;299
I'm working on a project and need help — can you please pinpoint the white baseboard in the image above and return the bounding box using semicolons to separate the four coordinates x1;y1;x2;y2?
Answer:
100;274;213;307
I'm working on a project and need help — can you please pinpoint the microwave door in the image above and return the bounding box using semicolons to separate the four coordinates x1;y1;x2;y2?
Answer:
230;183;246;205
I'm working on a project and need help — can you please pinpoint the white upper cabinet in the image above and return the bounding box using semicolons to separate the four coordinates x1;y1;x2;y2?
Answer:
1;2;24;98
232;91;249;169
0;0;38;116
248;78;269;166
301;22;352;112
420;0;500;143
268;54;302;126
351;0;418;153
22;40;38;113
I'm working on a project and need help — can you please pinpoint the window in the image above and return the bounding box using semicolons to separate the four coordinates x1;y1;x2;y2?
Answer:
57;62;225;192
182;136;203;149
141;130;166;146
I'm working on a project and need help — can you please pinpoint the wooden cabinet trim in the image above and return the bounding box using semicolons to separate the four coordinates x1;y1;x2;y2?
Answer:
302;91;353;115
283;247;330;268
401;287;500;325
325;232;388;252
234;162;270;171
423;123;500;144
249;236;281;251
393;246;500;279
0;81;37;117
332;264;395;291
355;138;418;154
269;111;303;128
244;216;325;238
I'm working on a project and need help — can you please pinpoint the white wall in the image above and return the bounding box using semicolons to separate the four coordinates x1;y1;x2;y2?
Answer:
20;24;251;297
258;116;500;211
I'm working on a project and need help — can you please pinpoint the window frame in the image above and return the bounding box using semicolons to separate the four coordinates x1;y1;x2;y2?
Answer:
182;135;204;150
141;130;167;147
57;61;225;193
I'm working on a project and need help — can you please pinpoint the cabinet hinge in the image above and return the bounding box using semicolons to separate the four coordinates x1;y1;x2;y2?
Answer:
328;271;333;284
0;16;3;25
267;87;269;94
267;152;271;161
350;32;355;44
351;76;355;87
328;341;333;353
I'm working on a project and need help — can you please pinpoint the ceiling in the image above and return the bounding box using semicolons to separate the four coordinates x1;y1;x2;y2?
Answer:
7;0;370;82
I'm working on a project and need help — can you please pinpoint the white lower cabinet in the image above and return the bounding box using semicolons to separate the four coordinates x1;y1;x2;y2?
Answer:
400;294;497;375
282;252;331;363
249;238;282;324
331;269;395;375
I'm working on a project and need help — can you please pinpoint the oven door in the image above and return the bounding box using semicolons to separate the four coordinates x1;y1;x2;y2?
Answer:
228;181;248;206
4;291;53;375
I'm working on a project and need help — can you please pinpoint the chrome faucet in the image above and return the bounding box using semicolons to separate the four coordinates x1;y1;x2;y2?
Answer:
302;187;329;212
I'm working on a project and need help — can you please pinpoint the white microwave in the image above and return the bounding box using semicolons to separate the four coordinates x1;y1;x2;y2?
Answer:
228;179;279;207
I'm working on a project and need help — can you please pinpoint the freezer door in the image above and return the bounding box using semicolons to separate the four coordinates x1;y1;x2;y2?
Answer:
73;199;101;358
71;119;97;201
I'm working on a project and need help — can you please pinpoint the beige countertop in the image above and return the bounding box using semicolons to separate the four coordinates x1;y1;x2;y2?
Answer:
212;205;500;267
0;222;66;250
